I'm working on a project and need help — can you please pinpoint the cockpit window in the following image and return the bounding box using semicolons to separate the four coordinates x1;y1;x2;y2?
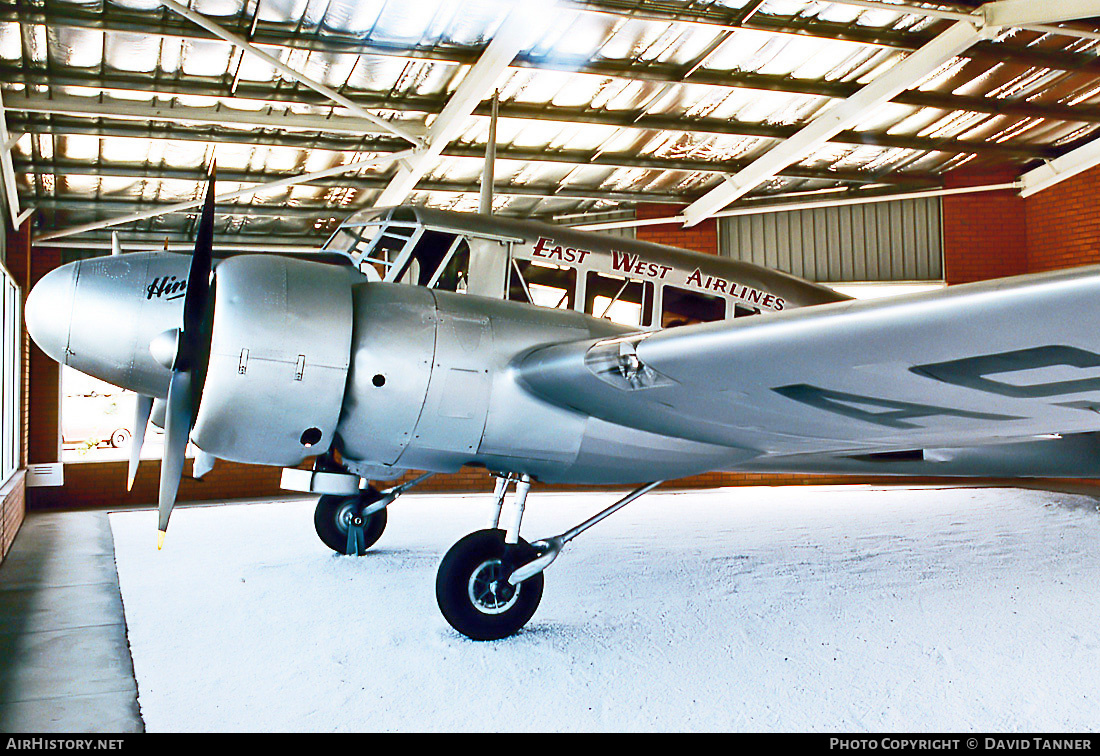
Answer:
322;210;471;292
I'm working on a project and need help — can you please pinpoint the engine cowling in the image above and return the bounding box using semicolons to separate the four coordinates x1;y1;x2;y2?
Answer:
191;255;354;466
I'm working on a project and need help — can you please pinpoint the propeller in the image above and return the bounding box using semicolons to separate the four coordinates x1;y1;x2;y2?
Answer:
127;394;154;492
155;166;217;548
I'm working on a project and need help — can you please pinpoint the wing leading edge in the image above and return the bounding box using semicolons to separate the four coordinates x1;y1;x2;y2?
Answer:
517;265;1100;470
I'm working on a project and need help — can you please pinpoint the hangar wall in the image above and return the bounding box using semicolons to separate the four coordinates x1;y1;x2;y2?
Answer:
11;164;1100;510
1;223;30;558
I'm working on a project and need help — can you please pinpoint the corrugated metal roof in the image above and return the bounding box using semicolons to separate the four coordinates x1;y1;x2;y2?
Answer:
1;0;1098;247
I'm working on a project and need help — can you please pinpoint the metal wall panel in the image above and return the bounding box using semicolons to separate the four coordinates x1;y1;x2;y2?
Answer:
718;197;943;282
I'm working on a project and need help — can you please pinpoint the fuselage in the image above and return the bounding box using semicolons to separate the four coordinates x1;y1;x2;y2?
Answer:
24;206;848;484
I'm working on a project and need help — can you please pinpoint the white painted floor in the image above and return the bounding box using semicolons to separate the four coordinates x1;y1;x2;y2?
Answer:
109;486;1100;732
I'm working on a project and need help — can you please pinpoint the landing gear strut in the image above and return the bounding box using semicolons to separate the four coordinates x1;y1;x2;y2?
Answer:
313;472;434;556
436;476;664;640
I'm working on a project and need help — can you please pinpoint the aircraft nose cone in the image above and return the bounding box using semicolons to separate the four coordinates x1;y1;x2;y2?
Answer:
25;263;77;365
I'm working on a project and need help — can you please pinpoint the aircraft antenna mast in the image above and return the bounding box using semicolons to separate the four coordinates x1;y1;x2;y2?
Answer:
479;90;499;216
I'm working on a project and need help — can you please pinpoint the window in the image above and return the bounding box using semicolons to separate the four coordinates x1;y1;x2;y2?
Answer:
61;367;142;462
509;260;576;309
584;272;654;327
662;286;726;327
411;231;470;292
0;265;20;485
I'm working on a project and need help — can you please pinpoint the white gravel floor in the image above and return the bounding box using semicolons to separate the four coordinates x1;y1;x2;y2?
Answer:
109;486;1100;732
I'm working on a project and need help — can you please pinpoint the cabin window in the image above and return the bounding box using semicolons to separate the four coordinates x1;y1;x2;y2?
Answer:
410;230;470;292
661;286;726;327
584;272;654;327
509;260;576;309
734;304;761;318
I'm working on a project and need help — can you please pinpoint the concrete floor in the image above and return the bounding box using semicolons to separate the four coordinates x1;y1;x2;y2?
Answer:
0;480;1097;733
0;509;143;732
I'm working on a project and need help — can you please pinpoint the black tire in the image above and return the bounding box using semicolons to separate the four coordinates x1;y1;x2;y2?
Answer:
436;529;544;641
313;489;387;556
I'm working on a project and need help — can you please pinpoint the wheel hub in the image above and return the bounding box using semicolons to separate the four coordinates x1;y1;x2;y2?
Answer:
468;559;519;614
336;501;358;532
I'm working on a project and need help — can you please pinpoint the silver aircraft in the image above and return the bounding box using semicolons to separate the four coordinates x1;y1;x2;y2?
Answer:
25;173;1100;639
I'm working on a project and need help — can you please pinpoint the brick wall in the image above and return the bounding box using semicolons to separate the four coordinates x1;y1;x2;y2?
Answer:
1;222;31;562
941;168;1028;284
635;203;718;254
0;471;26;561
942;164;1100;281
1026;164;1100;273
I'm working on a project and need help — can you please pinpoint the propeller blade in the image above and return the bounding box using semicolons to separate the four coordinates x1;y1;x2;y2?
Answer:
127;394;154;492
111;231;122;257
156;166;217;548
192;449;216;480
157;369;192;544
182;166;215;345
150;398;166;430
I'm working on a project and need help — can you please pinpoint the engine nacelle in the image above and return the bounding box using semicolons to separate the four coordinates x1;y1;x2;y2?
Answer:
191;256;354;466
335;282;616;480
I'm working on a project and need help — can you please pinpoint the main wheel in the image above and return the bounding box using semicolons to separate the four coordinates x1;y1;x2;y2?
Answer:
436;529;544;640
314;489;387;556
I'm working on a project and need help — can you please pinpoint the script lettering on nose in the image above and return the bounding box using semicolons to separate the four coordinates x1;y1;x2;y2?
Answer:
146;276;188;301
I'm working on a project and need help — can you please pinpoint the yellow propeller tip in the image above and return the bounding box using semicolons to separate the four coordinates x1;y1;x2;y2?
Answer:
157;530;166;550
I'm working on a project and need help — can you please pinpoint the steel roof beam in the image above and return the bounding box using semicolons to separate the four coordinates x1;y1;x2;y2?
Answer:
157;0;424;148
982;0;1100;28
683;0;1100;226
0;86;23;229
1019;134;1100;197
9;122;940;186
6;0;1097;74
683;19;988;226
2;89;1059;159
27;179;695;209
566;0;1100;71
6;93;428;138
34;147;417;241
5;54;1097;126
372;3;542;207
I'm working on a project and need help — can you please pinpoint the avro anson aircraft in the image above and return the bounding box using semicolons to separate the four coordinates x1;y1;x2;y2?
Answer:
25;173;1100;639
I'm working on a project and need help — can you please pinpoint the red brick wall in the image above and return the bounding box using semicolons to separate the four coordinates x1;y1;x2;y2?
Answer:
942;168;1028;284
635;203;718;255
0;471;26;561
942;164;1100;281
1026;164;1100;273
1;222;30;559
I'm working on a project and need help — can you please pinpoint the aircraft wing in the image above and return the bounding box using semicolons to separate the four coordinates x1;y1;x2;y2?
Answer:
517;265;1100;461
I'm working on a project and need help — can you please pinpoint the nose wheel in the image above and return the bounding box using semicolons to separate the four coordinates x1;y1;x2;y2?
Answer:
436;529;544;640
314;489;387;556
